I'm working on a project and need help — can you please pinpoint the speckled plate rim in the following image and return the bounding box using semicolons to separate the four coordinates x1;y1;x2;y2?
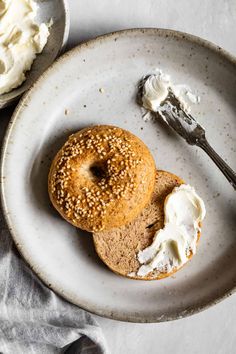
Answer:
0;0;70;109
1;28;236;323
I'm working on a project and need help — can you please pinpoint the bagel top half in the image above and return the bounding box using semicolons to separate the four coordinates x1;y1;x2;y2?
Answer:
48;125;156;232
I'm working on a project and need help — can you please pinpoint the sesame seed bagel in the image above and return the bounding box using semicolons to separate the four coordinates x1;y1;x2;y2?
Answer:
93;170;201;280
48;125;156;232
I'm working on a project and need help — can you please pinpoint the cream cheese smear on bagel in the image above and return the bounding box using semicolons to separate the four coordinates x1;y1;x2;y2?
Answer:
0;0;50;95
137;184;206;277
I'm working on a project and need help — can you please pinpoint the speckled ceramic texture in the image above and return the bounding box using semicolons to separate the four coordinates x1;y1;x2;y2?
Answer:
0;0;70;109
1;29;236;322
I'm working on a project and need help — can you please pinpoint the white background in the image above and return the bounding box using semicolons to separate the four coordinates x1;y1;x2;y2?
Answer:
1;1;236;353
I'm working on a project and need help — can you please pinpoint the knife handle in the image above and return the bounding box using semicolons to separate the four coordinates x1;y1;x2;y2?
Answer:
198;138;236;190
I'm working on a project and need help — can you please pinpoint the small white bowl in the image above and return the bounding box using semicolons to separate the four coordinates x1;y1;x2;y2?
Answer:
0;0;70;109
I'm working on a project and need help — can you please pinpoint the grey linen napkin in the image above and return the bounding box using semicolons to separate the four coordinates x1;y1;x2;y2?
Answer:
0;114;108;354
0;207;108;354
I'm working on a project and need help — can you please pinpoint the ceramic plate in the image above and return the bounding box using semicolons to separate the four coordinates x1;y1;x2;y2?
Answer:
0;0;70;109
1;29;236;322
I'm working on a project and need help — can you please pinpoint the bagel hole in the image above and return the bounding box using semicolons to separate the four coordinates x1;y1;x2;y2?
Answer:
146;222;156;229
90;162;107;180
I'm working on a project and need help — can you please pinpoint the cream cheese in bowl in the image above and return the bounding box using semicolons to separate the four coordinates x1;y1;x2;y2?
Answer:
0;0;50;95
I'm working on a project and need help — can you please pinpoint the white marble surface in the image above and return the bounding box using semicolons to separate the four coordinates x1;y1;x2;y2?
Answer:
1;0;236;353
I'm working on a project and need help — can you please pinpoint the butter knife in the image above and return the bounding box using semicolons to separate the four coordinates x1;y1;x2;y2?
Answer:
138;81;236;190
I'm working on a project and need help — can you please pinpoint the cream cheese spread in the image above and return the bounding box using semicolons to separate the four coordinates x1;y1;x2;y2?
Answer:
142;71;170;111
137;184;206;277
142;69;200;114
0;0;50;95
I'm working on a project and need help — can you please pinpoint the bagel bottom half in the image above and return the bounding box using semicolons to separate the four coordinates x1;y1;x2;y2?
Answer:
93;170;200;280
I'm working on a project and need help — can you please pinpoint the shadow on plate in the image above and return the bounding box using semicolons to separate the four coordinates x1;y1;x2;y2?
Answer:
75;228;108;270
